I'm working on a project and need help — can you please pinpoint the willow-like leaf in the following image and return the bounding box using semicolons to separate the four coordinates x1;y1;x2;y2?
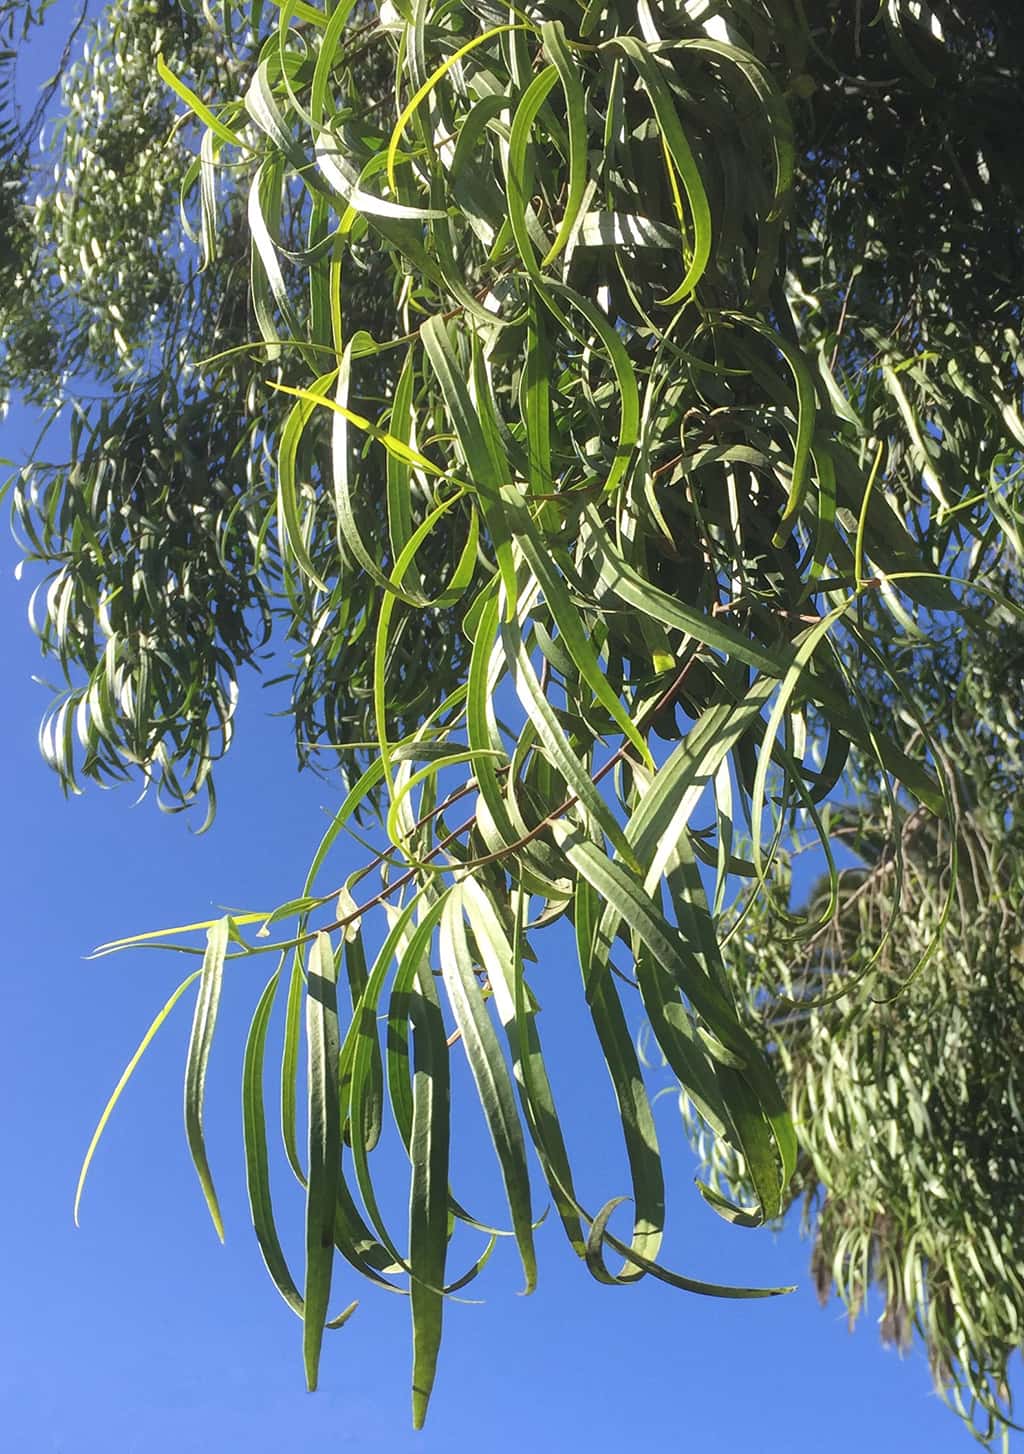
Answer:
183;916;230;1241
303;931;344;1390
74;969;202;1227
243;967;305;1315
28;2;1024;1440
439;891;537;1294
407;910;451;1430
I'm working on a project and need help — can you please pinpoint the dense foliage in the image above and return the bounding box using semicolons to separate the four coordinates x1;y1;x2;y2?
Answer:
4;0;406;812
7;0;1024;1437
688;577;1024;1442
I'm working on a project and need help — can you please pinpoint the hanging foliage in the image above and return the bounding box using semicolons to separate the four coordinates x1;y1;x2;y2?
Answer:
686;560;1024;1445
11;0;1024;1436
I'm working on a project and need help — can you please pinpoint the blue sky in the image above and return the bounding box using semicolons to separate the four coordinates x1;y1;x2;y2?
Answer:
1;5;1019;1450
1;546;999;1451
1;337;1009;1454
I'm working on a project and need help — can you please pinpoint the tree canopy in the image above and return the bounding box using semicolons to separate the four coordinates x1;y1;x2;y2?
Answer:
6;0;1024;1438
688;590;1024;1442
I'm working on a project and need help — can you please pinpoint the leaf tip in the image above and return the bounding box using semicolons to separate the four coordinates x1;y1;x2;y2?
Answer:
411;1390;430;1431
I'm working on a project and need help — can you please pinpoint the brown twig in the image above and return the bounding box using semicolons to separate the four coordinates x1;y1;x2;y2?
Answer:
320;653;703;936
829;268;859;373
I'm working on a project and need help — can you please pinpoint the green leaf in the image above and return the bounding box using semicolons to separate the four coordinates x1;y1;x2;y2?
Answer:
574;875;664;1280
462;879;585;1256
243;968;305;1316
157;54;245;148
75;970;202;1227
408;910;451;1430
585;1198;794;1297
304;931;343;1390
605;35;712;302
439;891;537;1293
183;917;230;1241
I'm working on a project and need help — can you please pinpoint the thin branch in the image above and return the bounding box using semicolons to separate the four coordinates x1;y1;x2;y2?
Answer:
320;653;703;936
20;1;90;149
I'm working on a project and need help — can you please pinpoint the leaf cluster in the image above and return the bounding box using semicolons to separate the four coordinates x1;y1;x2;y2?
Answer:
13;0;1024;1434
688;567;1024;1445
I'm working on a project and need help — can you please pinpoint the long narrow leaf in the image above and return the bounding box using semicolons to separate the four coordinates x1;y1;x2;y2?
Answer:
183;917;230;1241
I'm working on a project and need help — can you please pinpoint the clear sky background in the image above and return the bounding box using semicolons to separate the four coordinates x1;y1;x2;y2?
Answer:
1;7;1020;1452
4;500;1004;1454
